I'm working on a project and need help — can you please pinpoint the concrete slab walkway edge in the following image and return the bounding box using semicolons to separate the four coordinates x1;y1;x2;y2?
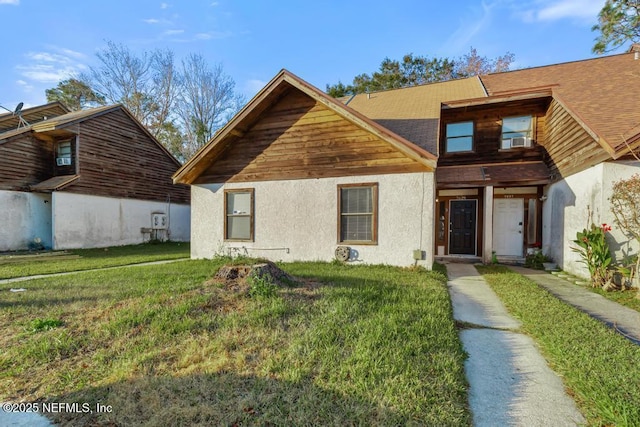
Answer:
509;266;640;345
446;262;585;426
0;258;189;286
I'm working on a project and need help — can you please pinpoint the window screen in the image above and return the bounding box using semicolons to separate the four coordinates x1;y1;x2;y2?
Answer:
225;189;254;241
339;184;377;243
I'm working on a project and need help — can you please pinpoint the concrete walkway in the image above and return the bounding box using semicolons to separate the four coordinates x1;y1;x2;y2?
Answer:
0;258;189;286
509;266;640;345
446;263;585;426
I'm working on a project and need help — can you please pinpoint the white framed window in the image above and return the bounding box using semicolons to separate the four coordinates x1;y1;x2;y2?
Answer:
445;121;474;153
224;188;254;241
501;116;533;149
56;140;72;166
338;183;378;244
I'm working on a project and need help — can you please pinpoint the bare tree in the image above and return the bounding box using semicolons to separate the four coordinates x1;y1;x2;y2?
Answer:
58;41;244;161
82;42;181;147
177;54;244;159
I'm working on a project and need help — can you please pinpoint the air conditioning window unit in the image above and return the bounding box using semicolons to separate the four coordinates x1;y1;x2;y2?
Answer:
56;157;71;166
510;137;532;148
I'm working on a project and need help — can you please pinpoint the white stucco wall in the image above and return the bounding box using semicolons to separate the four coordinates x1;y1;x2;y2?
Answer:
542;161;640;279
0;190;52;251
191;172;435;268
51;192;190;249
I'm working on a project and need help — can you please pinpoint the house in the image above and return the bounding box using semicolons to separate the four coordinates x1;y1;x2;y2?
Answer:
173;47;640;278
0;102;190;251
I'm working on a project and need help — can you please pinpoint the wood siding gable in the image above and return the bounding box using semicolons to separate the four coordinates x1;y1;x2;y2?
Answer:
0;133;53;191
174;70;436;185
543;97;610;180
0;105;189;204
195;90;433;184
58;108;189;204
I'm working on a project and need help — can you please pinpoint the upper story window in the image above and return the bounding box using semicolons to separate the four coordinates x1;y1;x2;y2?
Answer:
501;116;533;149
56;140;72;166
224;188;254;241
338;183;378;244
445;121;474;153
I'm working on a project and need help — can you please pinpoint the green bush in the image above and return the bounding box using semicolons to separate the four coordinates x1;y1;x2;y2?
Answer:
572;223;613;287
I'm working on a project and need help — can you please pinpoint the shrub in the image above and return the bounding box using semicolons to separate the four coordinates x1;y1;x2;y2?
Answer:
524;250;551;269
609;173;640;289
572;224;613;288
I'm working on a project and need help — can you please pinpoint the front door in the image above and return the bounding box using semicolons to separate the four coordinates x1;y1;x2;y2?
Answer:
493;198;524;256
449;200;477;255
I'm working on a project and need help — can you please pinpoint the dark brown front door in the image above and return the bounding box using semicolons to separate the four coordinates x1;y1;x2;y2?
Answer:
449;200;477;255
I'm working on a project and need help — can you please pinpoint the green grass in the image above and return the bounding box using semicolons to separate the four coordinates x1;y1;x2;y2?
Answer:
0;259;470;426
477;265;640;427
0;242;189;279
590;285;640;312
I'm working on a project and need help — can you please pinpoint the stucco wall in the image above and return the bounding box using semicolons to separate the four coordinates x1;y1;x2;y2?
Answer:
191;172;435;267
542;161;640;279
0;190;52;251
52;192;190;249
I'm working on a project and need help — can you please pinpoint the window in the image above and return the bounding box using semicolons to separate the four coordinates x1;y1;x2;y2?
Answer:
445;121;474;153
338;183;378;244
224;189;254;241
56;140;72;166
501;116;533;149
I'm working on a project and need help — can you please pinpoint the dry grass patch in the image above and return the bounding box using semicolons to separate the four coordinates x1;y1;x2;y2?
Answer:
1;259;469;426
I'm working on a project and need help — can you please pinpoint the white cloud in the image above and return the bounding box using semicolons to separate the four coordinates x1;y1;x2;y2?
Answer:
16;46;88;84
244;79;266;96
16;80;34;92
164;29;185;36
445;1;497;53
194;31;232;40
160;2;169;9
16;64;77;83
519;0;604;22
144;18;160;24
211;2;219;6
0;0;19;5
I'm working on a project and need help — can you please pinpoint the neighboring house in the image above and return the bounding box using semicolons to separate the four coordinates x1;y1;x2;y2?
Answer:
173;47;640;277
0;102;190;251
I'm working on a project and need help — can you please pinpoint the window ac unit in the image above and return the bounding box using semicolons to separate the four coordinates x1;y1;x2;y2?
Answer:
510;137;532;148
56;157;71;166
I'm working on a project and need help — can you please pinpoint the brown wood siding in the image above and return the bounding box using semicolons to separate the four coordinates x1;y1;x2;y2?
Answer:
0;103;68;133
62;109;189;203
0;134;53;191
195;90;431;184
543;99;610;180
438;99;549;167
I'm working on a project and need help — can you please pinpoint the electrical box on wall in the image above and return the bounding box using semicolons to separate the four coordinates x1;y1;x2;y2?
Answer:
151;213;167;229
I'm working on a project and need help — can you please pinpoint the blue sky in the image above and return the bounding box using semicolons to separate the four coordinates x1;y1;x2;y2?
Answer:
0;0;617;110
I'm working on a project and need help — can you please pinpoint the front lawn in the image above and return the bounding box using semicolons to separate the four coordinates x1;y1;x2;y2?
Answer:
478;265;640;427
0;259;470;426
0;242;189;280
